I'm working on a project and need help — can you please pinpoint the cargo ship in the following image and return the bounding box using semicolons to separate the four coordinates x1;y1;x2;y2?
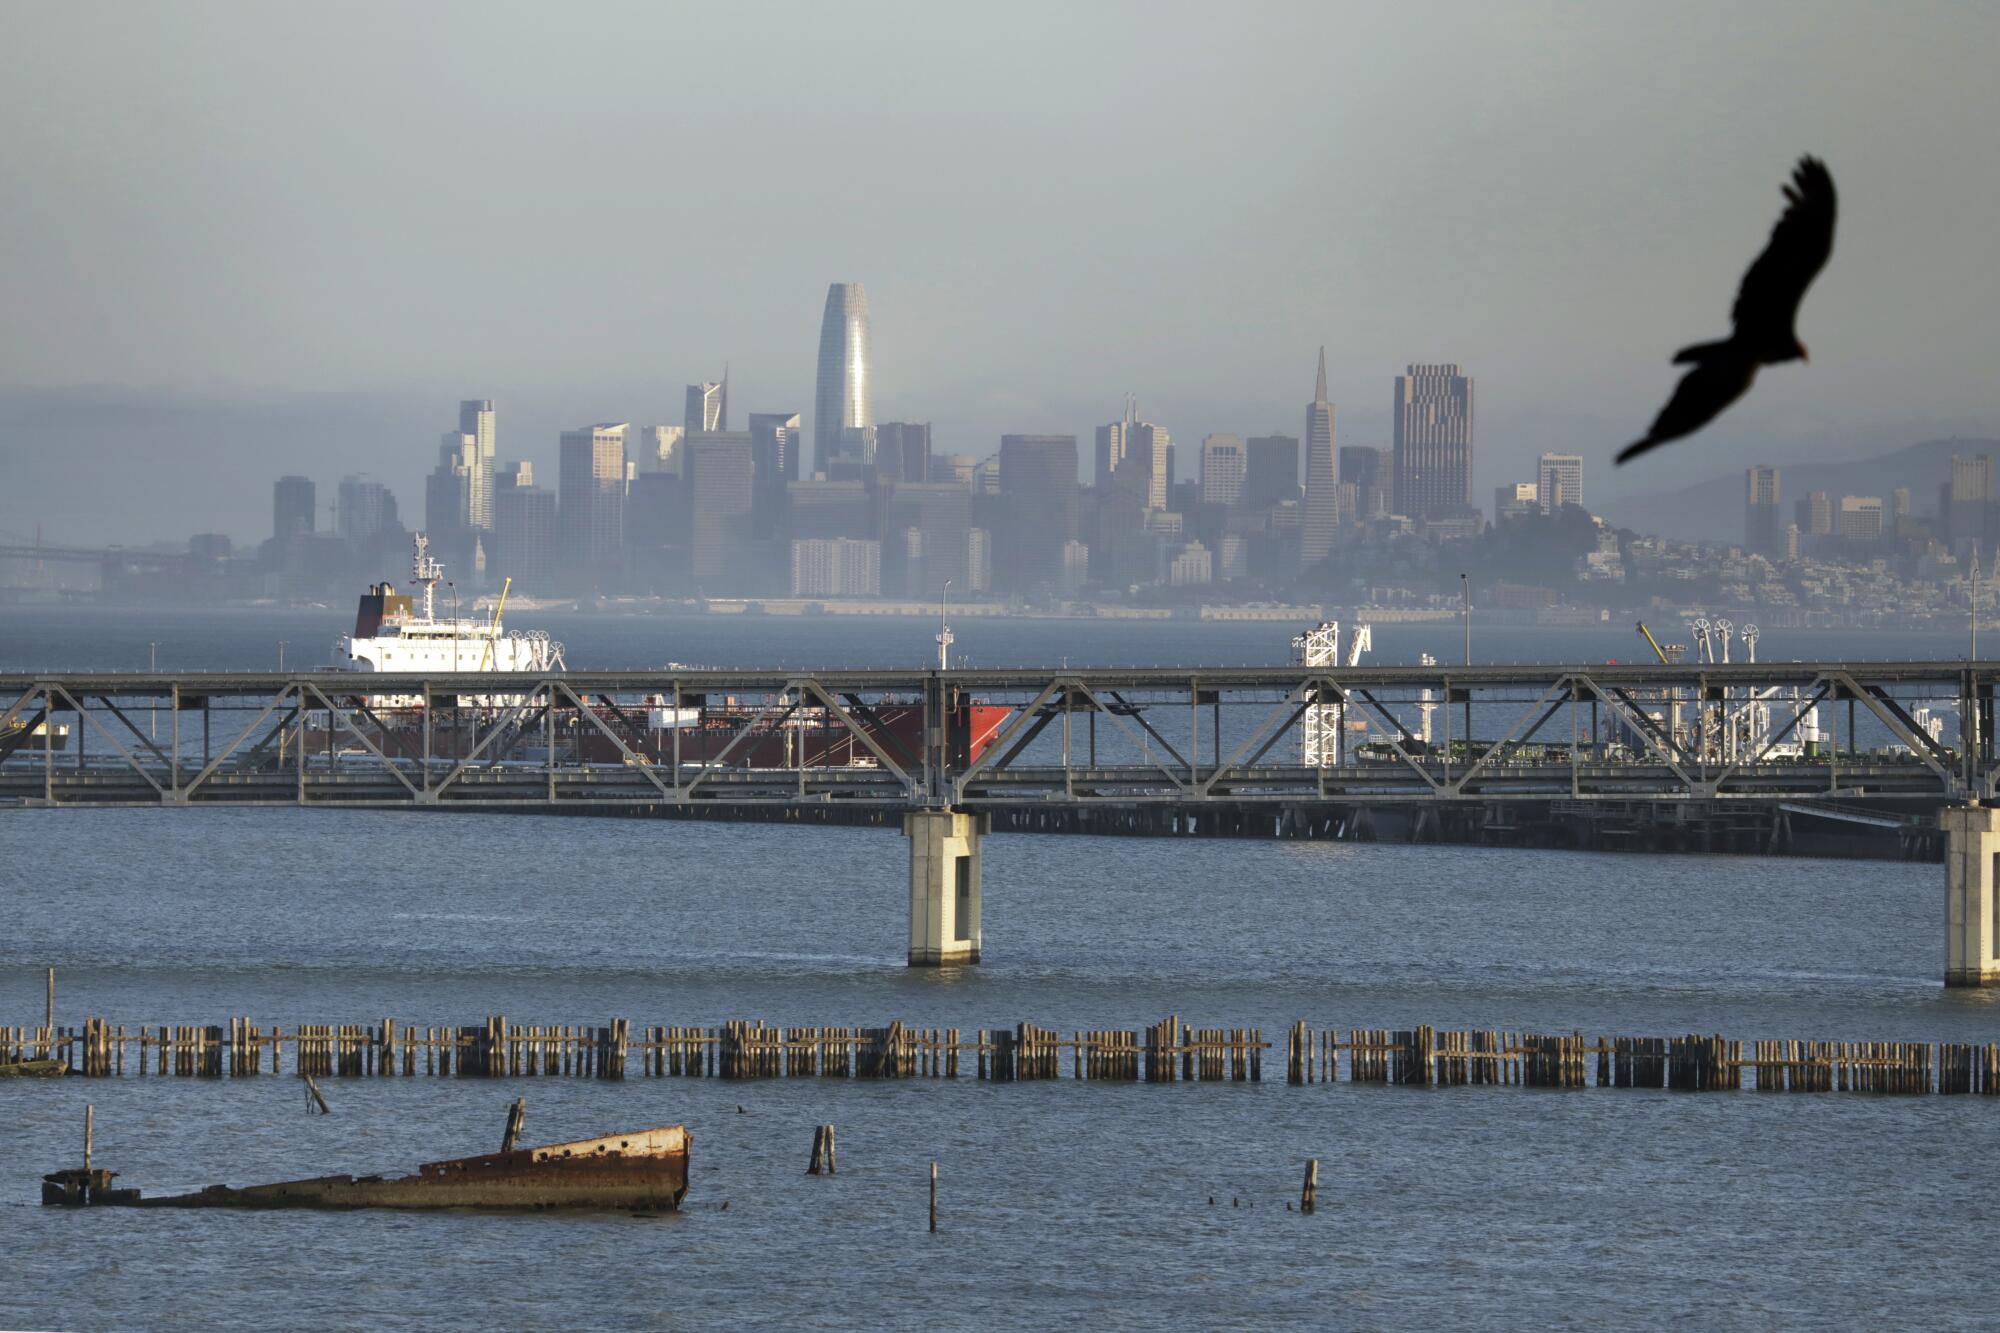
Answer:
315;534;1010;769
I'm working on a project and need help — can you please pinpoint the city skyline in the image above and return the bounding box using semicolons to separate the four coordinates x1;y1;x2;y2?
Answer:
5;4;2000;546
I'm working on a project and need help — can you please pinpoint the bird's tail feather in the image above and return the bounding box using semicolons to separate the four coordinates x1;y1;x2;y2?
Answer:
1672;339;1732;365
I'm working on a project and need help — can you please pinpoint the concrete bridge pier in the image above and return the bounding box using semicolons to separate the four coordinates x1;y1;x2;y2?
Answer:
1942;805;2000;987
906;809;987;967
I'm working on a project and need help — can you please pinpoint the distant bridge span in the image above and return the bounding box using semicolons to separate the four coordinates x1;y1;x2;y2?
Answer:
5;662;1998;977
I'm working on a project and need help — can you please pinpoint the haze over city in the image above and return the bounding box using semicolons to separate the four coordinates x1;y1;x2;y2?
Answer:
4;1;1999;546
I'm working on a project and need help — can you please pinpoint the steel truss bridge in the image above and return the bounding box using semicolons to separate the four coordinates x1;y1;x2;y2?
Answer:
0;662;1994;812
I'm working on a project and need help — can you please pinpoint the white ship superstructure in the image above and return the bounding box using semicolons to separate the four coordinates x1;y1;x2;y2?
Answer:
335;535;563;703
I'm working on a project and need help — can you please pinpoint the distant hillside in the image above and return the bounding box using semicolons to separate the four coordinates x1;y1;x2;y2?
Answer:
1596;437;2000;542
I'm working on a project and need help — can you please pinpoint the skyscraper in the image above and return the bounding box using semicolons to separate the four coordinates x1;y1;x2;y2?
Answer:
634;425;685;475
273;476;315;542
748;412;803;536
1392;363;1474;521
874;422;932;484
998;434;1079;595
1200;435;1246;508
685;431;754;586
558;423;629;586
1127;422;1172;511
813;283;871;477
1745;464;1781;553
1094;395;1137;486
459;400;496;530
1245;435;1302;509
425;432;477;551
1301;349;1339;565
685;381;726;434
1336;445;1388;519
337;475;399;544
1538;453;1584;514
493;484;558;593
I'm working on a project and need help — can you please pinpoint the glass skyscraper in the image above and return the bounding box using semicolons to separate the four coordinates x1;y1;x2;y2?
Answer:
813;283;871;478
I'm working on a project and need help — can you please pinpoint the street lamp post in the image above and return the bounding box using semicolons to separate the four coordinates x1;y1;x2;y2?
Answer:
1460;572;1471;666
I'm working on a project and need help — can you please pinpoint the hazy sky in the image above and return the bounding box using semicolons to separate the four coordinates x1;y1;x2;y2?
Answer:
4;1;1998;543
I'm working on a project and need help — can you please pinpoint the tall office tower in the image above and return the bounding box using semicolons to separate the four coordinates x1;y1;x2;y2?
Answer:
1120;422;1171;510
748;412;803;537
1892;487;1912;519
998;434;1079;594
965;527;993;593
273;476;316;541
1336;445;1387;519
1392;363;1474;521
1745;464;1781;553
874;422;932;484
1807;490;1833;536
1950;454;1994;550
813;282;871;477
1200;435;1246;508
499;461;533;489
684;431;754;586
1495;482;1539;521
1538;453;1584;514
886;481;974;595
458;400;496;530
1245;435;1302;509
492;484;558;593
1094;395;1137;486
1301;348;1340;565
635;425;685;475
337;476;399;544
785;480;872;541
558;423;629;585
685;381;726;434
1838;495;1884;541
425;432;478;545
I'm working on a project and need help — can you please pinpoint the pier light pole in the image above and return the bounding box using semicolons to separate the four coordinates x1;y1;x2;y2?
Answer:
277;640;286;672
937;580;953;673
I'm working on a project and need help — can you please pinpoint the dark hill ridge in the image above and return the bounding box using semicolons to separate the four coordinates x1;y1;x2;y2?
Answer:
1597;437;2000;543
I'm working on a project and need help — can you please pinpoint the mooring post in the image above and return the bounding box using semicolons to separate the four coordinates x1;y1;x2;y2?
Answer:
46;967;54;1029
904;809;987;966
929;1159;938;1232
83;1103;93;1172
1301;1158;1318;1214
1942;805;2000;986
501;1097;526;1153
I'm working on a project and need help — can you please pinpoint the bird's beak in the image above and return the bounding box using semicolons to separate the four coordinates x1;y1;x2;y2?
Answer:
1800;344;1811;364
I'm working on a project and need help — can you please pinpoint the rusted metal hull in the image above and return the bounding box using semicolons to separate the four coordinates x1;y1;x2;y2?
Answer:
43;1125;690;1213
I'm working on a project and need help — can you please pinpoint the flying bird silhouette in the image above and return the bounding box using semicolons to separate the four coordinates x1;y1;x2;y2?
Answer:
1616;157;1836;464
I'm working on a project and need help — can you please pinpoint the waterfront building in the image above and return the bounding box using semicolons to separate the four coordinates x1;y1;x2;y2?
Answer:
1746;464;1781;553
1392;362;1474;521
459;399;496;530
1302;348;1340;565
1538;453;1584;514
998;434;1078;594
1246;435;1302;509
558;423;629;585
1168;541;1213;586
273;475;315;541
1200;434;1246;508
791;537;880;597
813;283;871;476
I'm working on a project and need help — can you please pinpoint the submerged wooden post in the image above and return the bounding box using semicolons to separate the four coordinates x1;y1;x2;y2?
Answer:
808;1125;826;1175
83;1103;93;1172
929;1159;938;1233
46;967;54;1029
1301;1158;1317;1214
501;1097;526;1153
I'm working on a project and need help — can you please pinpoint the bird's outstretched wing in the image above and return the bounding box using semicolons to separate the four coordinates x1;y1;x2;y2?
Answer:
1730;156;1837;345
1616;350;1759;464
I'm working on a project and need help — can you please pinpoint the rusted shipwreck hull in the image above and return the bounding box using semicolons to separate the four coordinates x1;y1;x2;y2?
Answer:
43;1124;691;1212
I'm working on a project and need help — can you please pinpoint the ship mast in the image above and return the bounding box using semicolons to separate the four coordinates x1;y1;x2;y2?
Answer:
412;533;444;623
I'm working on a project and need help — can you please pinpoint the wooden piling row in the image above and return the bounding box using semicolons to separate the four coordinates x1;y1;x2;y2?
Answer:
25;1016;2000;1098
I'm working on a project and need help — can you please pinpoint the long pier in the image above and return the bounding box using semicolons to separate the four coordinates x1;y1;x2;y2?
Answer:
1;661;1993;808
7;662;2000;983
11;1015;1998;1095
